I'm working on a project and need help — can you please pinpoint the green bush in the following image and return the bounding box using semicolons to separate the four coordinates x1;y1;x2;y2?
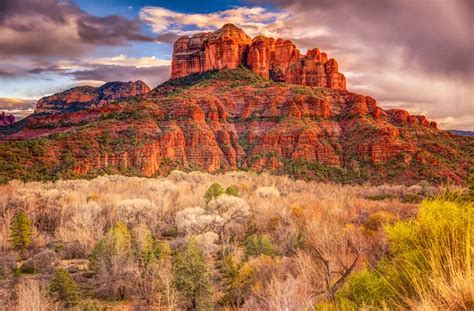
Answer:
204;183;225;202
338;199;473;310
244;235;278;258
49;268;81;307
225;185;240;197
9;211;32;253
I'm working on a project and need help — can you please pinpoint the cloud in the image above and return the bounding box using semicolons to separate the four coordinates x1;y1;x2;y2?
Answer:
25;55;172;87
140;6;290;38
251;0;474;80
91;55;171;68
0;97;36;119
0;0;158;59
0;97;36;110
68;64;170;87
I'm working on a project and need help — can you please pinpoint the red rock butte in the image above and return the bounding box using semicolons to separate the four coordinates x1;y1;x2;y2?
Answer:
171;24;346;90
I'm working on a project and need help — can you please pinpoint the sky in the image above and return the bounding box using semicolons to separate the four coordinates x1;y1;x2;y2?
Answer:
0;0;472;130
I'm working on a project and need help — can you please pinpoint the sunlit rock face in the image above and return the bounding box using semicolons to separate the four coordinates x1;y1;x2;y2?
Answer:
35;81;151;114
171;24;346;91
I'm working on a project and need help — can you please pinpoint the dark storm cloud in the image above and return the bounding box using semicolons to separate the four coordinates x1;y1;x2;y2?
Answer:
77;15;156;44
27;66;63;74
252;0;473;80
0;0;159;58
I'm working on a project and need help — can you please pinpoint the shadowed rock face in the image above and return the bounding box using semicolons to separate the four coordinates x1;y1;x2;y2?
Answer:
0;112;15;126
171;24;346;90
35;81;151;114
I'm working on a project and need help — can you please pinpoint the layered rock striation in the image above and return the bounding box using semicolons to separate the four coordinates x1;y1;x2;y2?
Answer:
171;24;346;90
0;25;471;185
35;81;150;114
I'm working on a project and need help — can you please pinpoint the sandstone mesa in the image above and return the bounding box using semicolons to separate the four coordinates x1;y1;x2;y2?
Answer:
0;24;471;185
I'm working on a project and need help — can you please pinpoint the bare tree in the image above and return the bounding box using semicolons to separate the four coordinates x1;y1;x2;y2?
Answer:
305;219;365;302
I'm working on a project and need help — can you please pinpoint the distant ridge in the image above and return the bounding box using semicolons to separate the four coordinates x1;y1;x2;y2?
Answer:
449;130;474;137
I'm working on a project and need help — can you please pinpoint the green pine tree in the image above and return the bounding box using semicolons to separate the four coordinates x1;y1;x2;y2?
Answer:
173;239;215;310
9;210;32;253
49;268;81;307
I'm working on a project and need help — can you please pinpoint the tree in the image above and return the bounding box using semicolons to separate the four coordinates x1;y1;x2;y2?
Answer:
221;254;252;308
173;239;215;310
90;222;138;300
305;221;365;302
9;210;32;253
49;268;81;307
90;222;132;270
204;183;224;203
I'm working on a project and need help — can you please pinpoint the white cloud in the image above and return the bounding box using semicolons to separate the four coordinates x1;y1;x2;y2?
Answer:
139;6;295;38
91;55;171;68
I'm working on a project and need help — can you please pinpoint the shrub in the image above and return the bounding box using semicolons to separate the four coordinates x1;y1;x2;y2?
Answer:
194;231;219;256
49;268;81;307
173;239;215;310
338;199;474;310
363;211;397;233
0;252;16;278
204;183;224;202
225;185;240;197
255;186;280;198
17;279;57;311
116;198;156;228
9;210;32;253
245;235;278;258
31;249;60;273
176;207;223;235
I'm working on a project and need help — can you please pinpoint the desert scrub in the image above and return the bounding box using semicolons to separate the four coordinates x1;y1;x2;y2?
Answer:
338;198;474;310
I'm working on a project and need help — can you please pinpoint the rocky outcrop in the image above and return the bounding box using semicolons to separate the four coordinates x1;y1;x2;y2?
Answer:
0;112;15;126
35;81;150;114
171;24;346;90
172;24;252;79
387;109;437;129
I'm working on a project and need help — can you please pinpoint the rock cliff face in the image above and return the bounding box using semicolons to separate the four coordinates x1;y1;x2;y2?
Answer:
172;24;252;79
171;24;346;90
0;25;472;185
0;112;15;126
35;81;150;114
1;68;471;185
